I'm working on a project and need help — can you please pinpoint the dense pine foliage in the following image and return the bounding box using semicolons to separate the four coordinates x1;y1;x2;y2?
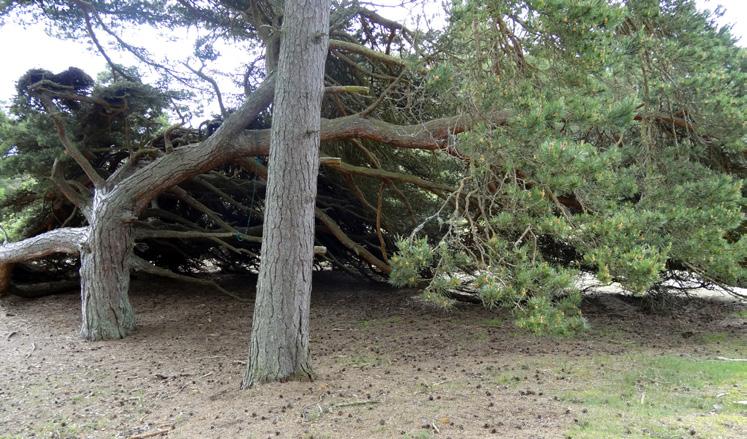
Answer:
391;0;745;332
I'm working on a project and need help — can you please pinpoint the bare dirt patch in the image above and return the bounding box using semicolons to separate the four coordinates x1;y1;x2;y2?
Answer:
1;272;745;438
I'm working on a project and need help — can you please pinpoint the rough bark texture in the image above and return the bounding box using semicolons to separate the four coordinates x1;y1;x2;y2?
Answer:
0;226;85;296
79;192;136;340
0;227;87;262
243;0;330;387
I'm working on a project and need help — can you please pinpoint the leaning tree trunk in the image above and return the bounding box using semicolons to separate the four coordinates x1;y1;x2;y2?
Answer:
79;191;135;340
242;0;330;387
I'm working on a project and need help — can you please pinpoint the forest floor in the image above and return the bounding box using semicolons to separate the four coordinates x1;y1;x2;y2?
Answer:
0;272;745;439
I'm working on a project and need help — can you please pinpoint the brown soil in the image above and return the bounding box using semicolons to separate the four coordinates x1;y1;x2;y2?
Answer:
0;272;744;439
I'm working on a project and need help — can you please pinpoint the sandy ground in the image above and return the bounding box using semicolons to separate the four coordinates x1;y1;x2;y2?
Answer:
0;272;745;439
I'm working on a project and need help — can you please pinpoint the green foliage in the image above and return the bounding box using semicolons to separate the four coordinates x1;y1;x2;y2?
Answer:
0;66;169;239
515;294;587;335
389;237;433;287
576;208;671;293
391;0;746;333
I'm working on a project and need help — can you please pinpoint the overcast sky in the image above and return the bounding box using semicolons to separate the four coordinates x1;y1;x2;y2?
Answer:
0;0;743;122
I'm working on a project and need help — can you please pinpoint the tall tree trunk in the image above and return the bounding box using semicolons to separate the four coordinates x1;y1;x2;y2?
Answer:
79;192;135;340
242;0;330;387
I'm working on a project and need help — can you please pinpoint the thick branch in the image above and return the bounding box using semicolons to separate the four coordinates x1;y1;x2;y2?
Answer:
634;113;695;131
108;74;494;221
118;76;276;212
9;280;80;298
324;85;370;95
231;112;501;159
329;39;407;66
321;157;455;193
0;227;87;264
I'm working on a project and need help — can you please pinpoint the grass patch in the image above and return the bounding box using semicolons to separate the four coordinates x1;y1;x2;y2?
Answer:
696;331;729;344
693;331;745;357
336;354;385;368
562;354;747;438
492;371;524;387
481;317;504;328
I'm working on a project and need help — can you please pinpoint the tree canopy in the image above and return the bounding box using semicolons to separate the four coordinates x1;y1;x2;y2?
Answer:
0;0;744;336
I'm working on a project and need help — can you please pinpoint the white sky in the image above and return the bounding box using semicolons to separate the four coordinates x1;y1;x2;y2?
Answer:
0;0;743;122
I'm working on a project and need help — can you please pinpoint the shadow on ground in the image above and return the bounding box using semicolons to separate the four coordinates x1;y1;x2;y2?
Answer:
0;272;745;438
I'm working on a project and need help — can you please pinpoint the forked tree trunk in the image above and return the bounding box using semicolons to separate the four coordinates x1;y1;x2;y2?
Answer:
79;192;135;340
242;0;330;387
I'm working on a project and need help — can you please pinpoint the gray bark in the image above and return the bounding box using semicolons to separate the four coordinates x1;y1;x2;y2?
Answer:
78;191;136;340
243;0;330;387
0;227;87;262
0;227;86;297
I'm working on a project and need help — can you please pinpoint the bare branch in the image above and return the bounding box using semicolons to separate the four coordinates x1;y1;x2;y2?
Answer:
80;6;136;81
193;176;254;215
184;61;228;118
130;255;250;302
38;95;106;187
167;186;234;232
320;157;455;194
324;85;370;95
0;227;87;264
236;157;390;273
360;69;406;117
315;208;391;273
329;39;407;66
135;229;261;243
375;182;388;262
